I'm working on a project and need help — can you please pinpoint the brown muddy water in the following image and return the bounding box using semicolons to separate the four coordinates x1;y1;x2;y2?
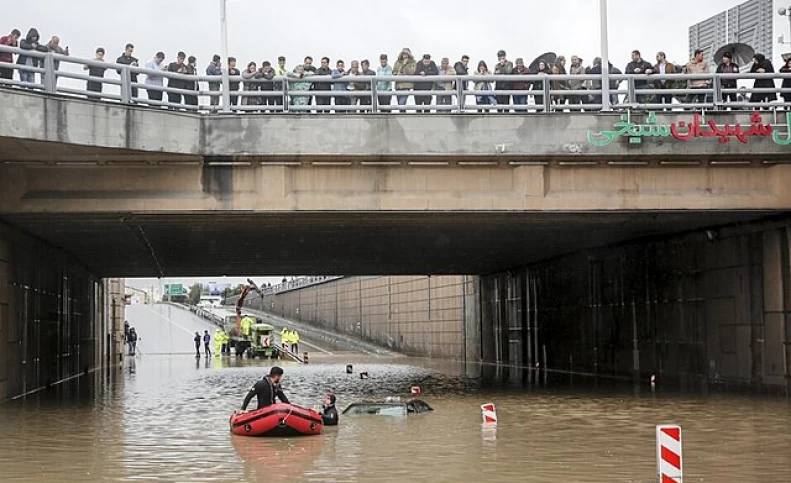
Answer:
0;354;789;483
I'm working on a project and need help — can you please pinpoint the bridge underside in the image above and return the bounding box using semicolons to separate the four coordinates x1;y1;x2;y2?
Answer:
1;211;781;277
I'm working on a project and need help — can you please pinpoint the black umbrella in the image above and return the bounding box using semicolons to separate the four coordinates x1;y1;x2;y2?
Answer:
714;43;755;69
530;52;557;72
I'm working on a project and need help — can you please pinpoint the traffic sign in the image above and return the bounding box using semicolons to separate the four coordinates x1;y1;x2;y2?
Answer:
164;284;185;296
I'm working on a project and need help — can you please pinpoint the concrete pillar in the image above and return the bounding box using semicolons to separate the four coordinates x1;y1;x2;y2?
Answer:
463;276;481;363
0;239;9;401
106;278;125;363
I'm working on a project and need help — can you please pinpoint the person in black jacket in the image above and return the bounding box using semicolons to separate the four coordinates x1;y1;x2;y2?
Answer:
780;57;791;104
454;55;469;94
116;43;139;100
321;393;339;426
166;51;187;107
184;55;198;107
241;367;290;411
414;54;438;113
750;53;777;105
17;28;48;85
715;52;739;105
84;47;107;99
228;57;240;107
313;57;332;112
625;50;653;104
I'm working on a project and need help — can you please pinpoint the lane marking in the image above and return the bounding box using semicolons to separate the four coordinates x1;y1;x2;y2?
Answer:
142;305;210;336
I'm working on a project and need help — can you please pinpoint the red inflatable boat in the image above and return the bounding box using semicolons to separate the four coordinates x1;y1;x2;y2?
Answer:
230;403;324;437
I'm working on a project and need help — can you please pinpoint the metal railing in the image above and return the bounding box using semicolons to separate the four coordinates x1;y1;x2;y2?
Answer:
3;46;791;114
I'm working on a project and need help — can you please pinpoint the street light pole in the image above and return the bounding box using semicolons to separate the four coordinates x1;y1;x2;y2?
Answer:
220;0;231;112
600;0;611;111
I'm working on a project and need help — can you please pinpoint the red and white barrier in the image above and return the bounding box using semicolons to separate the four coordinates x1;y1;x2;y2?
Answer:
481;403;497;424
656;425;683;483
410;386;421;395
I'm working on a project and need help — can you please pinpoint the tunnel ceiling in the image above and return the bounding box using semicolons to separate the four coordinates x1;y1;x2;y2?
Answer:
0;211;783;278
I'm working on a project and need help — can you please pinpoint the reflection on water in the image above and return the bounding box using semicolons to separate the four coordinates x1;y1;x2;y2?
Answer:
0;354;790;482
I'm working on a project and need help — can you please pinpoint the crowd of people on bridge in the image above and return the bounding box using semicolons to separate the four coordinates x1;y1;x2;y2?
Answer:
3;25;791;111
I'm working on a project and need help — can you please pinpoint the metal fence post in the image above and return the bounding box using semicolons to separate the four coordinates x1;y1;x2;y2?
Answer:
120;67;131;104
712;74;722;109
542;79;551;114
43;53;56;94
282;76;289;112
371;78;378;113
457;79;465;113
627;77;636;105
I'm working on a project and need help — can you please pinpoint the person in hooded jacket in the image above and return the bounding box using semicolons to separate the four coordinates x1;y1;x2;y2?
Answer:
750;53;777;105
184;56;199;107
17;28;48;84
393;47;417;112
779;57;791;105
242;61;261;108
474;60;496;112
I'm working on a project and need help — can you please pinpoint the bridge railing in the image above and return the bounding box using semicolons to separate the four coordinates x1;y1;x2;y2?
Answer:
3;45;791;113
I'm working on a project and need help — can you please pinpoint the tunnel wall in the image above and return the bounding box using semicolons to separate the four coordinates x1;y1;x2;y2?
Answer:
254;276;479;360
0;223;119;402
480;222;791;388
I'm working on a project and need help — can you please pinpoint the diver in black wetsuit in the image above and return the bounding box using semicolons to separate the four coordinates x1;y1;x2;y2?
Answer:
241;366;290;411
321;393;339;426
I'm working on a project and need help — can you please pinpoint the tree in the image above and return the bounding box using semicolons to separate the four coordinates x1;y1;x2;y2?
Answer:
188;283;203;305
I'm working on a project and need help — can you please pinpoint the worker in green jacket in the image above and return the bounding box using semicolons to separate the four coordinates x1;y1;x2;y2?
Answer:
214;328;222;358
290;330;300;354
241;316;254;339
281;328;290;349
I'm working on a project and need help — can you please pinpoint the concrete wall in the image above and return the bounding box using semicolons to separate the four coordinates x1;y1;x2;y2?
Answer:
254;276;479;360
3;89;791;160
0;222;119;402
479;221;791;387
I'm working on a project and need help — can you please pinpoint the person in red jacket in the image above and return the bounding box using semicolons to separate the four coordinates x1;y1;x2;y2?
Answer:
0;29;21;81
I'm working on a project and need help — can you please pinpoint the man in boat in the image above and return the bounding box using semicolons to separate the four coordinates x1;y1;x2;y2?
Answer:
241;366;290;411
321;393;339;426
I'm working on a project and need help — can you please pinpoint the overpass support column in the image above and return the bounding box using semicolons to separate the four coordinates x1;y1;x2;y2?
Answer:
762;229;791;387
463;276;481;363
105;279;125;364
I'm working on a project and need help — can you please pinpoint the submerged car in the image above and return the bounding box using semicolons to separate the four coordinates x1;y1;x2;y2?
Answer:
342;399;433;416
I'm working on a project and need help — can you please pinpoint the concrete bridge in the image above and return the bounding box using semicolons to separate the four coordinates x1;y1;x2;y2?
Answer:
1;87;791;400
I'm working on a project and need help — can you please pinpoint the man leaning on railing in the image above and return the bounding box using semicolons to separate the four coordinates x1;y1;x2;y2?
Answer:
686;49;711;104
18;28;47;85
0;29;20;81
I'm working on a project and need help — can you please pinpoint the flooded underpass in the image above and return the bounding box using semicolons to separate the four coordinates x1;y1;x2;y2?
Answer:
1;352;790;483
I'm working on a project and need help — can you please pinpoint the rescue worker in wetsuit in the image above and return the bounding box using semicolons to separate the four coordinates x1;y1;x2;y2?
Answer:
321;393;339;426
241;366;290;410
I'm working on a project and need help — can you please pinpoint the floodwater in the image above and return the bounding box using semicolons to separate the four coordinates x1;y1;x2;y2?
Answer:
1;308;790;482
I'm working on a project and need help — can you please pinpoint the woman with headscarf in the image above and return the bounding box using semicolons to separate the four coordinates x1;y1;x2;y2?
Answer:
288;64;314;108
242;61;262;108
750;53;777;105
532;60;552;109
474;60;496;113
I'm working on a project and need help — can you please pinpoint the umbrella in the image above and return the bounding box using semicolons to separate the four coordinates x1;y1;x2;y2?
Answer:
714;43;755;69
530;52;557;72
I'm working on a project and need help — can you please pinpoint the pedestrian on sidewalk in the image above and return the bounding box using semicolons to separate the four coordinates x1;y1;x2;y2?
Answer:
203;330;212;357
194;332;201;357
128;327;138;356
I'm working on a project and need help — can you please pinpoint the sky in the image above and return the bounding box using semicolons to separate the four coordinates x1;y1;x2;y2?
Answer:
7;0;788;291
5;0;789;72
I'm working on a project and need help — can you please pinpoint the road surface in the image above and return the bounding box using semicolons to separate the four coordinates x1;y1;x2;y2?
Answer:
125;303;217;355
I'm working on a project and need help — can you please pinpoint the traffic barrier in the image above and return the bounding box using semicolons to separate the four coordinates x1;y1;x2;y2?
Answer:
359;372;369;380
481;403;497;424
656;425;683;483
410;386;421;395
346;364;353;374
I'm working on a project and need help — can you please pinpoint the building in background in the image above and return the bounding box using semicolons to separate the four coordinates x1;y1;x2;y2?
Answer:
689;0;773;66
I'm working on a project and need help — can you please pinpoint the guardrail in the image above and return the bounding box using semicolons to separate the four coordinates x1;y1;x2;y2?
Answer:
224;276;343;308
3;46;791;113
